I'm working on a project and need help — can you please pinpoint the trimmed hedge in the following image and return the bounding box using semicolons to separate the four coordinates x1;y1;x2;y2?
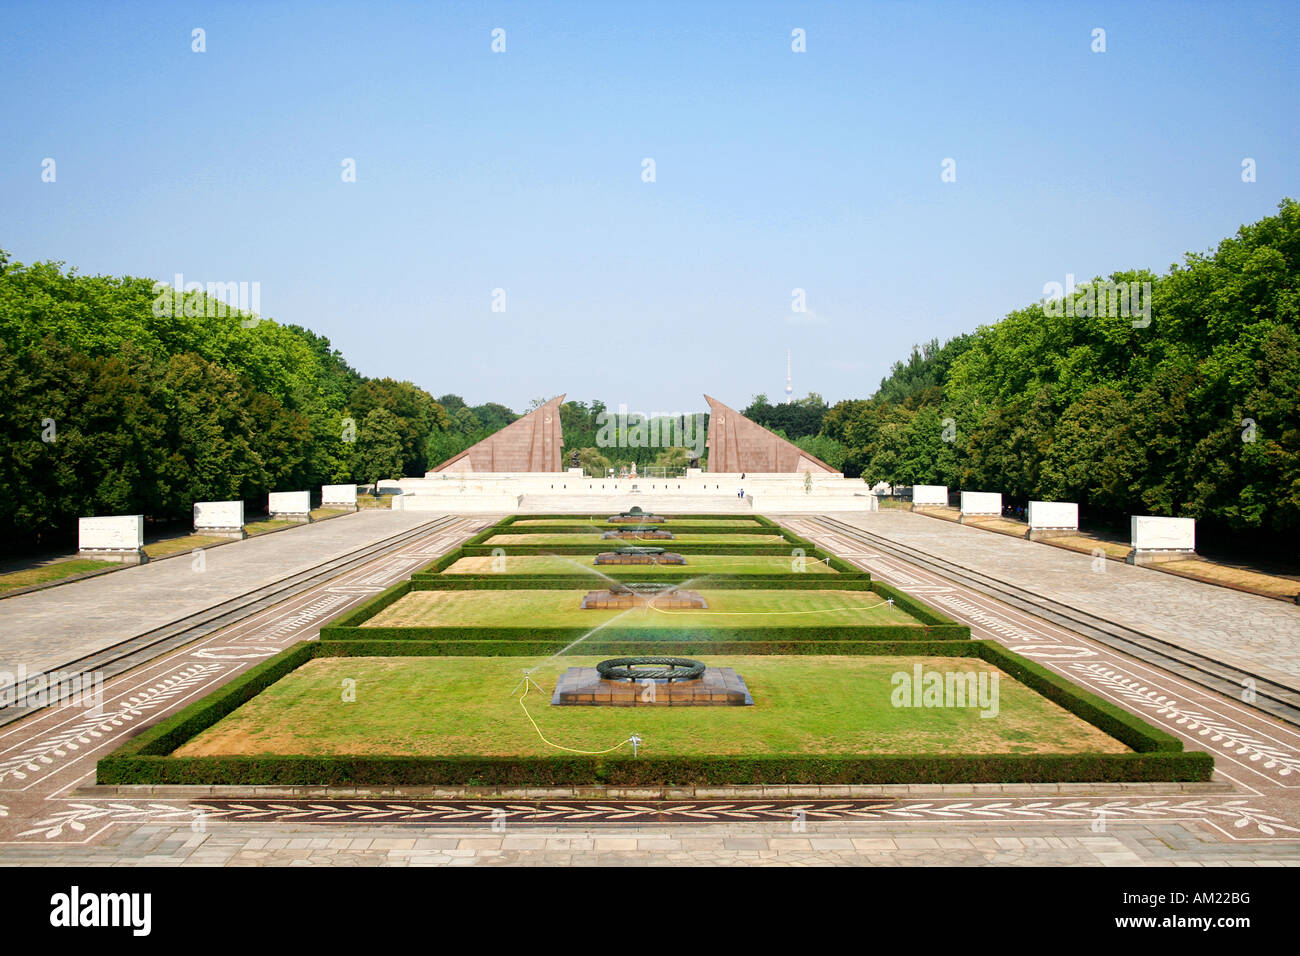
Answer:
441;544;863;576
316;639;971;657
869;580;966;638
96;637;1212;787
318;625;941;643
407;514;862;577
413;567;867;582
406;575;876;592
327;580;412;628
501;513;770;525
323;578;965;642
459;543;818;556
489;524;782;536
98;751;1213;787
104;512;1209;786
976;642;1185;754
111;641;321;759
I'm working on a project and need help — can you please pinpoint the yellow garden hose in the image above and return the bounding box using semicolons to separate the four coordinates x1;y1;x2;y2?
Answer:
516;676;635;755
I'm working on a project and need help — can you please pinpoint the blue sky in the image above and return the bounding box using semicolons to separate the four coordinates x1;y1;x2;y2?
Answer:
2;1;1297;415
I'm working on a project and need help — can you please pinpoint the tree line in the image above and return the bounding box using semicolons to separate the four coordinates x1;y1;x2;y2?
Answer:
814;199;1300;540
0;252;515;548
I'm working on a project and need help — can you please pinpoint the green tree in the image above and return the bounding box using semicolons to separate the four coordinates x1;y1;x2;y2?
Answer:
351;408;404;490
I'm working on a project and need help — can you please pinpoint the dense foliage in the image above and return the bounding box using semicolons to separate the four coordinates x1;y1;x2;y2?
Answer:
818;200;1300;537
556;399;706;472
742;392;828;439
0;252;485;547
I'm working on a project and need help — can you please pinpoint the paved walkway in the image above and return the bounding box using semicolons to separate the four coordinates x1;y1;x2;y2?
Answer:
2;510;1299;866
831;511;1300;692
0;511;441;676
4;820;1299;866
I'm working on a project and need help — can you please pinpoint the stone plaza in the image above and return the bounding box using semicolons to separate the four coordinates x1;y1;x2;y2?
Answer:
0;498;1297;868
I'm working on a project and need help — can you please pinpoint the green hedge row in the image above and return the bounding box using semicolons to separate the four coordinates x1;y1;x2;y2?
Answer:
489;524;782;536
98;751;1212;787
412;567;866;582
457;543;814;556
317;625;943;642
95;637;1211;785
413;548;862;576
106;642;322;759
868;581;964;636
501;513;771;525
975;642;1185;754
327;580;412;628
317;639;970;656
406;575;875;591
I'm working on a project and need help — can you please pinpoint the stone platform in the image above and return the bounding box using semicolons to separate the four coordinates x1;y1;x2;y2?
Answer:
602;529;674;539
594;551;686;565
579;588;707;609
551;667;753;706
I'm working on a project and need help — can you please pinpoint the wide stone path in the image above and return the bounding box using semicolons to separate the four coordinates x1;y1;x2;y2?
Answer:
5;820;1299;866
829;511;1300;692
2;509;1298;867
0;510;442;676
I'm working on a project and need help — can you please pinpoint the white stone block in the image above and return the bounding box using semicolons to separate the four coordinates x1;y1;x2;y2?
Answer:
1131;515;1195;551
960;491;1002;516
321;483;358;505
268;491;311;515
193;500;244;530
1028;501;1078;530
912;485;948;506
78;515;144;551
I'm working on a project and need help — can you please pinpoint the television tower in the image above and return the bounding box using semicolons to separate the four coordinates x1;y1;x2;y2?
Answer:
785;350;793;400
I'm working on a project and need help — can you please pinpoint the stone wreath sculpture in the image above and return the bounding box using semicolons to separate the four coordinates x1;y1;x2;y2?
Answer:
613;546;665;555
596;657;706;683
607;582;677;596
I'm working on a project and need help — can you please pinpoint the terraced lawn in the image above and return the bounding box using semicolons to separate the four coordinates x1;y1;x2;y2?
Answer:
509;518;763;528
365;588;918;628
484;533;786;545
174;655;1129;758
440;554;838;575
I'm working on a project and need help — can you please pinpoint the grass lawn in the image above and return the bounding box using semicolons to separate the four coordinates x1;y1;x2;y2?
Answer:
143;533;229;558
0;557;118;593
245;518;299;535
441;554;837;575
174;655;1129;758
365;588;920;628
311;508;351;520
510;518;763;528
484;532;786;546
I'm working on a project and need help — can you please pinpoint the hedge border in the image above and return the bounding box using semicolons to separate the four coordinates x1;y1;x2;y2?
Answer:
96;639;1211;785
408;515;861;578
320;577;968;641
419;550;863;577
405;575;877;592
459;543;819;556
487;525;782;537
501;513;772;526
320;625;941;642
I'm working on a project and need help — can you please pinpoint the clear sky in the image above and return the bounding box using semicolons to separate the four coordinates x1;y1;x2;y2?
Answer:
2;1;1297;416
